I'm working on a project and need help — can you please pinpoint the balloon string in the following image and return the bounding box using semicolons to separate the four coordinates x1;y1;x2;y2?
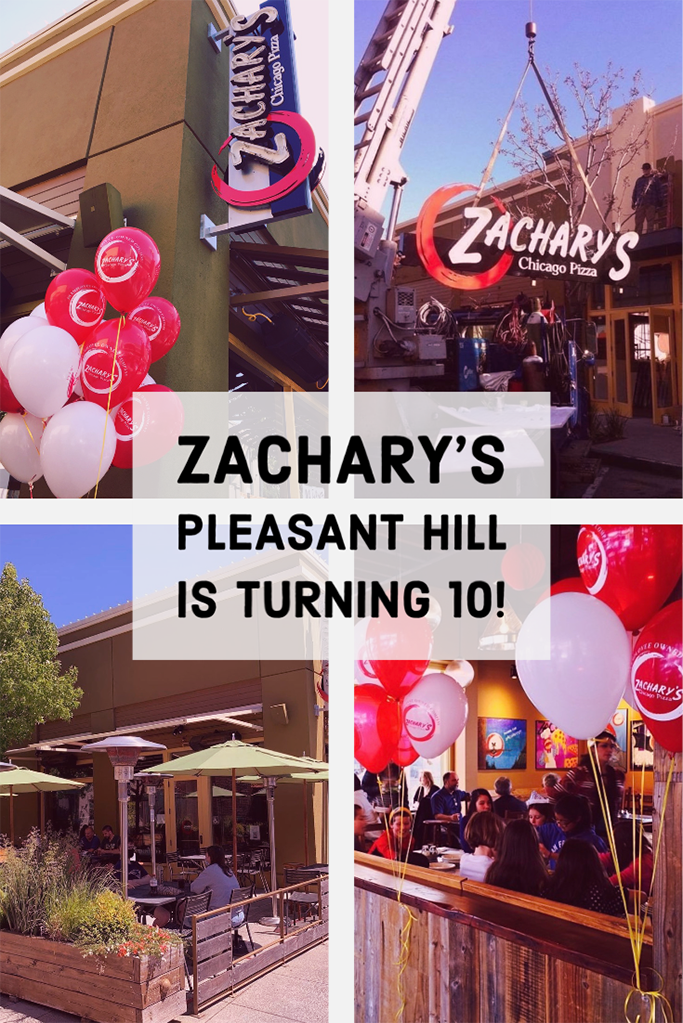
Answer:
21;414;40;489
93;313;124;499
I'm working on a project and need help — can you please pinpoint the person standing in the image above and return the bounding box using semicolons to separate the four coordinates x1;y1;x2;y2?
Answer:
545;732;621;840
632;163;664;234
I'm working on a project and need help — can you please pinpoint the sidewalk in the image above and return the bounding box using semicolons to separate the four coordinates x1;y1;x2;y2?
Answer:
589;417;682;476
0;940;328;1023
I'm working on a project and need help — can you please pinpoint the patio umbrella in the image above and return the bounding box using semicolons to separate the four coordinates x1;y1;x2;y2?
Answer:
245;772;329;865
0;767;84;844
142;741;327;922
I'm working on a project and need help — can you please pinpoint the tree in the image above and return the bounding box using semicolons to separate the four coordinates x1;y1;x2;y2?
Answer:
500;62;649;235
0;563;82;756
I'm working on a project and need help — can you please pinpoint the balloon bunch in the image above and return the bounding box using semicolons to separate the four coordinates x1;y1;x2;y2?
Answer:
517;525;682;753
0;228;184;497
354;611;470;773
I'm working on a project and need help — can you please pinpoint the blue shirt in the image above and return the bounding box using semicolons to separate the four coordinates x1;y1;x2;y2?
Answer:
430;786;468;818
538;823;607;860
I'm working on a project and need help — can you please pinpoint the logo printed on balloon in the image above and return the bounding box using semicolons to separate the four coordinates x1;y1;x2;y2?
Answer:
96;240;140;283
68;288;106;328
129;307;162;340
577;527;608;594
81;348;123;393
114;396;146;440
632;649;683;722
402;704;437;743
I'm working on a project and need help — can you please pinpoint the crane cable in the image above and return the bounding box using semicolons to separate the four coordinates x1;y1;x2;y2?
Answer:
472;17;612;237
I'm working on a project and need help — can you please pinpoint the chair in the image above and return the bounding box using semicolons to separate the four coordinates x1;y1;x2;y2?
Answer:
170;890;212;992
283;868;319;923
229;883;255;952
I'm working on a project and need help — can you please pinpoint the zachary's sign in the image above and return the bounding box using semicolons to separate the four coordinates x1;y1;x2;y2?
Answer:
417;183;639;290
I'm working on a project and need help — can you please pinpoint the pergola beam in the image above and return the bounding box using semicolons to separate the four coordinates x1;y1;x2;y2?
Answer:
230;281;329;307
0;221;67;272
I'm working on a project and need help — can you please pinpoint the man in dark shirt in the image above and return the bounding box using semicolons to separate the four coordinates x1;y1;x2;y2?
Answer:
79;825;100;854
632;163;663;234
492;776;527;818
430;772;469;821
100;824;121;851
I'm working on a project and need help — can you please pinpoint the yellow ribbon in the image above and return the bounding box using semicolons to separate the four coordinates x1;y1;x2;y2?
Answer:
588;740;677;1021
93;313;124;499
241;309;273;324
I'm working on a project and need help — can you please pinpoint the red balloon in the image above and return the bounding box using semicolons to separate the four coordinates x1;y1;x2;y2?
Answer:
80;319;151;409
536;576;587;605
365;609;433;699
577;525;682;631
44;268;106;344
0;368;23;413
502;543;546;590
387;718;419;767
354;684;400;774
110;384;184;469
128;297;181;363
631;600;682;754
95;228;161;312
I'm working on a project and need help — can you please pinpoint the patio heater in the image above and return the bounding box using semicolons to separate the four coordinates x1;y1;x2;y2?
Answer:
81;737;166;892
132;772;174;888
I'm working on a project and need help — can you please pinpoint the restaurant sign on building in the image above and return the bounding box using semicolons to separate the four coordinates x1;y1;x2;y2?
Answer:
416;183;640;290
212;0;320;231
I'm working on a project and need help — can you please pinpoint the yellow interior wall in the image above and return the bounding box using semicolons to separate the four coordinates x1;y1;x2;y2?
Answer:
463;661;653;799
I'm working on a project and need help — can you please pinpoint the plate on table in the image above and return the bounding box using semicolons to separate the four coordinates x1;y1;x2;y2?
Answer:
429;861;456;870
441;850;463;862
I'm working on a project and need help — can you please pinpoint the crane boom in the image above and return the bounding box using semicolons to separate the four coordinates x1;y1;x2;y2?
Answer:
354;0;455;229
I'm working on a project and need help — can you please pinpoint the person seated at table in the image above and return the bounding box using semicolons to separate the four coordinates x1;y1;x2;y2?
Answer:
100;824;120;852
430;772;469;847
367;807;429;867
354;774;378;826
537;794;607;864
460;811;505;882
543;839;625;917
354;805;369;853
527;774;558;805
78;824;100;855
155;845;244;928
492;776;527;818
111;846;150;889
459;789;493;853
485;818;548;896
528;802;554;836
598;821;653;896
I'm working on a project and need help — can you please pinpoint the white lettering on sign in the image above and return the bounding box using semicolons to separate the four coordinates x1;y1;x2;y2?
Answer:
448;207;639;282
228;10;288;170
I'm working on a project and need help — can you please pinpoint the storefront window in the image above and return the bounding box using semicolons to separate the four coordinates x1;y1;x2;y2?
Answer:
611;264;673;307
589;282;605;310
211;777;253;849
175;779;200;855
591;316;608;401
614;319;628;404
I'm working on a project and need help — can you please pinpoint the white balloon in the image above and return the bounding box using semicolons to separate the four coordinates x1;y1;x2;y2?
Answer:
0;316;48;375
444;659;475;687
7;325;80;418
31;303;46;319
40;402;116;498
402;671;469;759
0;413;44;483
516;592;631;740
141;373;156;387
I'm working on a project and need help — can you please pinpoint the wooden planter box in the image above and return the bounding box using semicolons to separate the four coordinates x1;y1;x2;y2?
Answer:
0;930;186;1023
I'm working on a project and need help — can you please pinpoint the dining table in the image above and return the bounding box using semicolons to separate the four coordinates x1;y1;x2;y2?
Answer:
127;883;183;922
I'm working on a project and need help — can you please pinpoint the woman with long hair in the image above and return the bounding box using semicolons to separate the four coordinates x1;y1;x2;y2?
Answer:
459;789;493;853
544;838;625;916
485;819;548;896
413;770;438;806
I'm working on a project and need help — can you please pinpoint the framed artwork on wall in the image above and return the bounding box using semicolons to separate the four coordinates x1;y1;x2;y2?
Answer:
630;719;654;770
478;718;527;771
535;721;579;771
606;709;629;773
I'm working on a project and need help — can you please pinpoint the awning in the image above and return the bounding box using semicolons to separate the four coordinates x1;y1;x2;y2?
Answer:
0;185;75;272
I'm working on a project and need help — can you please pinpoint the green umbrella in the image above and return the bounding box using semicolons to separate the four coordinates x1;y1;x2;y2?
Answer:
0;767;85;844
142;741;327;922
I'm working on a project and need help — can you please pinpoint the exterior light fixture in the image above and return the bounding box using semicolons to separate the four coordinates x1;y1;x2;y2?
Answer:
81;736;166;891
132;772;174;889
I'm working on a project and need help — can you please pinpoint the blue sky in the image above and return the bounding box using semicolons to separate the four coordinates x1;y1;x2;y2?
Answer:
0;526;132;628
356;0;682;219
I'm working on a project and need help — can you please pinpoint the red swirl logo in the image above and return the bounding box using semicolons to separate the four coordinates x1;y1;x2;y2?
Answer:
212;110;316;209
402;703;437;742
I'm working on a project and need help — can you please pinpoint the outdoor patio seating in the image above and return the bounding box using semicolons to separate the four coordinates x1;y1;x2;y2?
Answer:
169;889;212;992
229;882;255;951
283;868;320;923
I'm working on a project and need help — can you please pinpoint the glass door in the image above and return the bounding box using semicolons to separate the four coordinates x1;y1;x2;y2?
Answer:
175;779;200;855
607;314;632;417
650;308;678;422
